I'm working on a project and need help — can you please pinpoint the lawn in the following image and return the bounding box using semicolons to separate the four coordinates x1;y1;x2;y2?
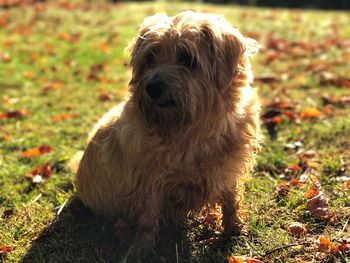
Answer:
0;1;349;262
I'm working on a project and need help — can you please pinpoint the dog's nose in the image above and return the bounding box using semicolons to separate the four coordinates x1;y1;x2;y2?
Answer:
145;79;164;99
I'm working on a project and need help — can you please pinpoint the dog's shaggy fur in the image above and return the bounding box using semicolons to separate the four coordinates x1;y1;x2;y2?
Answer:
76;10;261;252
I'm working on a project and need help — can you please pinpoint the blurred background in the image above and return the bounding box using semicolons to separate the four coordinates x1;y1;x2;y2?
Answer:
1;0;350;9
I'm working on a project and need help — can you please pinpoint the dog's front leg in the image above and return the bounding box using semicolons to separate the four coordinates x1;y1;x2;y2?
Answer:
220;190;243;236
130;208;160;256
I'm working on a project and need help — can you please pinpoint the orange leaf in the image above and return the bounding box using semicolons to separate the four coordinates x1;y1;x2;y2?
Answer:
227;256;244;263
319;236;337;254
287;163;302;172
2;132;10;141
99;42;110;53
23;71;34;79
324;105;332;115
51;113;79;121
344;179;350;189
289;179;304;187
21;145;52;157
337;242;349;252
300;108;321;118
0;246;15;254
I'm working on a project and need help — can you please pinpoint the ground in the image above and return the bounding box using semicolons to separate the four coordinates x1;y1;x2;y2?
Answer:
0;2;349;263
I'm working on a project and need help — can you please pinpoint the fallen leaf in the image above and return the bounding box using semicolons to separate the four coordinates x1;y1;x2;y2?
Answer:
337;241;349;252
0;246;15;255
42;81;62;93
58;32;80;42
306;177;330;219
26;163;53;183
87;63;104;81
23;71;34;80
51;113;79;121
286;222;307;237
275;181;290;197
0;110;30;119
99;91;114;101
289;179;304;187
20;145;52;157
99;42;110;53
343;179;350;189
299;150;317;160
0;52;11;62
228;256;264;263
2;209;14;218
1;132;10;141
287;163;302;172
319;236;337;254
31;163;52;178
300;108;321;119
246;258;264;263
227;256;244;263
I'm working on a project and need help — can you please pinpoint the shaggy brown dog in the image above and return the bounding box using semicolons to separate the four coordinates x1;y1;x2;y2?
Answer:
76;10;261;253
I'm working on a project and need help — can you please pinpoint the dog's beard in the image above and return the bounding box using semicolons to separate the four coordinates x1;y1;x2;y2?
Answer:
133;80;191;134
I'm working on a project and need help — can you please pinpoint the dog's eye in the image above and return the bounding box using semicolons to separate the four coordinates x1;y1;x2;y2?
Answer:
146;53;156;66
178;51;197;70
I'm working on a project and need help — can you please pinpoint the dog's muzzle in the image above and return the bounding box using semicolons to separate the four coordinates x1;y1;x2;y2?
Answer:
145;77;176;107
146;78;165;99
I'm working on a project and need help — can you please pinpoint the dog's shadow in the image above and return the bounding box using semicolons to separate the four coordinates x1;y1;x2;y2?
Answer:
21;197;234;263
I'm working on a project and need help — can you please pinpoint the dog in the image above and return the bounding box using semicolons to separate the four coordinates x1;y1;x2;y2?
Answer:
76;10;261;254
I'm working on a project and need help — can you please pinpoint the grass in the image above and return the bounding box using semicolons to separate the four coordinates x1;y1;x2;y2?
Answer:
0;1;350;262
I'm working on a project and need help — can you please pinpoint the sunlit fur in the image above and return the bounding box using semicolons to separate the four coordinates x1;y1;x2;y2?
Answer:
76;10;261;252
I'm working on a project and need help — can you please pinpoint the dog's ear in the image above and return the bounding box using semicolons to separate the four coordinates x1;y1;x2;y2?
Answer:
127;14;170;67
202;24;258;91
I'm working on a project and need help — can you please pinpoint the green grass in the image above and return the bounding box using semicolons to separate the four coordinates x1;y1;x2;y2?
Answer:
1;1;350;262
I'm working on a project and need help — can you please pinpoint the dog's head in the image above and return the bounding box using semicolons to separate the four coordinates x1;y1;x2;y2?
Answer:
129;11;258;134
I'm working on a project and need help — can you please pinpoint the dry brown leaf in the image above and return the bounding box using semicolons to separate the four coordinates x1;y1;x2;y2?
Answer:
306;177;330;219
286;222;307;237
299;150;317;159
0;110;30;119
275;181;290;197
289;179;304;187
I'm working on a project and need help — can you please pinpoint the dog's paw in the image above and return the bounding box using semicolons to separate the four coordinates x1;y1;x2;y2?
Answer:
129;228;156;256
223;222;244;237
